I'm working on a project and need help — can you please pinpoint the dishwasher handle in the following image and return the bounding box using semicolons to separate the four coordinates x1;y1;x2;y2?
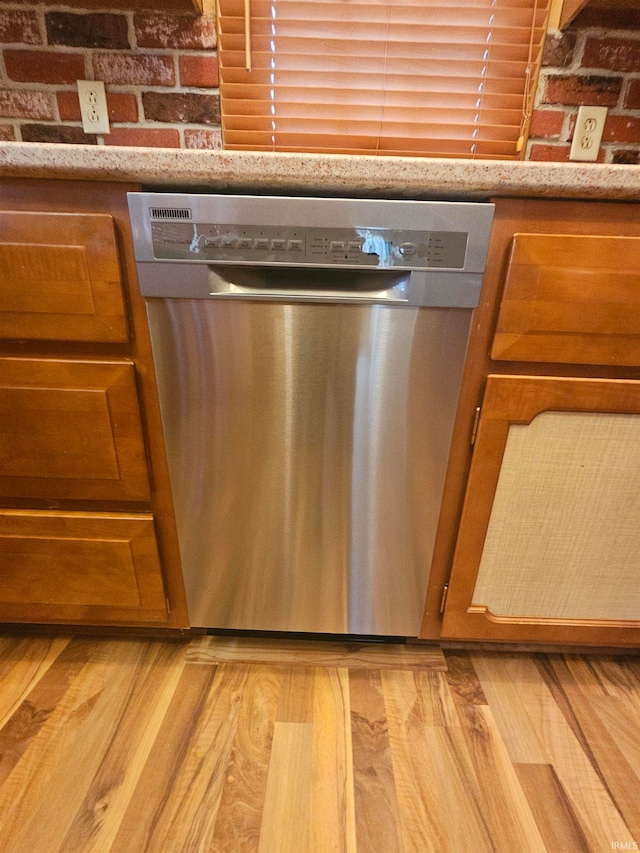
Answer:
208;265;411;304
136;261;483;308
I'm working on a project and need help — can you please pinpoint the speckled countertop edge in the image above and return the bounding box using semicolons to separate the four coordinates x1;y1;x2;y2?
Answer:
1;143;639;200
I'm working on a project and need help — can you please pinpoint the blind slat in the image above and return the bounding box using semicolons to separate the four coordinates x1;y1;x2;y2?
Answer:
218;0;550;160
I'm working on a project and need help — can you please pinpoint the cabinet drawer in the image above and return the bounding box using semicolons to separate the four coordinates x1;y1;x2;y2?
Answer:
491;233;640;366
0;357;150;502
0;510;167;624
0;211;129;343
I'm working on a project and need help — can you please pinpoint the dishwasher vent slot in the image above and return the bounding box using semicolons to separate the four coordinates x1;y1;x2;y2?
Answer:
150;207;192;220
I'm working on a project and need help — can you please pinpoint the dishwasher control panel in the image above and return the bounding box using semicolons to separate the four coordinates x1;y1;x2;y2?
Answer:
150;221;468;269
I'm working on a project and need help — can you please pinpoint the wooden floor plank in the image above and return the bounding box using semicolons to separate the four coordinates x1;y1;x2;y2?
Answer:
382;669;481;853
349;669;404;853
539;655;640;842
108;660;218;853
0;638;98;788
442;651;488;706
476;654;632;848
0;636;72;730
258;721;313;853
187;636;446;670
209;666;283;853
276;666;315;723
0;640;148;853
142;663;249;853
310;667;357;853
58;641;188;853
589;694;640;779
456;703;547;853
514;763;593;853
471;654;548;764
587;656;640;715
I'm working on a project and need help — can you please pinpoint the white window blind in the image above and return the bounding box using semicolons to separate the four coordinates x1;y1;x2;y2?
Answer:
216;0;550;159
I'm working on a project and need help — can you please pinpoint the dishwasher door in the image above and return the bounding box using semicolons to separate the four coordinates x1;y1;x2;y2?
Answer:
146;274;471;636
130;191;494;636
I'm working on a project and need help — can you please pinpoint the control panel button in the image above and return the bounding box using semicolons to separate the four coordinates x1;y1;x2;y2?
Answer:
220;235;237;248
204;237;219;248
271;238;286;250
288;239;303;251
254;238;269;250
348;241;363;252
398;242;416;256
237;237;253;249
330;241;346;252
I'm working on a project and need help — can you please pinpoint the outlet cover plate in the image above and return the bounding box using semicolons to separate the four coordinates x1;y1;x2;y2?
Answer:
570;105;608;162
77;80;110;136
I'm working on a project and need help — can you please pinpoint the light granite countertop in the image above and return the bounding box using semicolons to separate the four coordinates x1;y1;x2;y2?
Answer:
1;142;639;201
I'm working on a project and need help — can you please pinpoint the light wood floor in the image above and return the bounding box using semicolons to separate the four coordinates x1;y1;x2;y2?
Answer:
0;635;638;852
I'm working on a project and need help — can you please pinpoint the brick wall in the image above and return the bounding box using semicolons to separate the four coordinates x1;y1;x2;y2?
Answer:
0;4;639;163
0;5;221;148
528;23;640;164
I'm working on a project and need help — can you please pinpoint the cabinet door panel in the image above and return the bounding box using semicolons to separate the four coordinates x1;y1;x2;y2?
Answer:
491;234;640;366
441;375;640;645
0;358;150;502
0;510;167;624
0;211;129;343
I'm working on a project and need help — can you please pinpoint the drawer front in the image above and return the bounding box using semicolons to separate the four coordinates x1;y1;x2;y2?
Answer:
491;233;640;366
0;357;150;502
0;510;167;624
0;211;129;343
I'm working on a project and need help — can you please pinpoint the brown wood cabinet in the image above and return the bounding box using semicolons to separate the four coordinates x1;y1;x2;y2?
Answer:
422;197;640;647
0;211;129;344
0;180;188;630
0;510;167;624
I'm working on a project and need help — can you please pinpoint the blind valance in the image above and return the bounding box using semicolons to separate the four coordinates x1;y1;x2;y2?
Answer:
217;0;550;159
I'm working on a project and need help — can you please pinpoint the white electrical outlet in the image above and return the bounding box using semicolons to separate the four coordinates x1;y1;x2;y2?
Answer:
77;80;110;135
569;105;608;162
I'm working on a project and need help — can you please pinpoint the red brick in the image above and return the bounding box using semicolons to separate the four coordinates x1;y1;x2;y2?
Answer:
528;143;571;162
572;8;640;29
602;115;640;145
543;74;622;108
528;143;605;163
582;37;640;74
21;124;97;144
142;91;220;124
0;10;41;45
46;12;129;49
4;50;85;84
104;127;180;148
57;91;138;123
624;79;640;111
0;89;55;120
179;55;219;88
529;109;565;139
611;149;640;165
184;128;222;149
93;53;175;86
134;13;216;49
0;125;16;141
541;32;576;68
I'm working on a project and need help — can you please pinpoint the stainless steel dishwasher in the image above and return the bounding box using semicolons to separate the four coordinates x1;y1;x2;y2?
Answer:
128;193;494;636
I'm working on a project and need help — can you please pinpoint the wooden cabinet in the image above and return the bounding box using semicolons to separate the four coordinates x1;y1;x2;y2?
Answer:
0;358;150;502
0;212;129;344
491;232;640;366
440;375;640;645
0;510;167;624
0;180;188;629
422;197;640;647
